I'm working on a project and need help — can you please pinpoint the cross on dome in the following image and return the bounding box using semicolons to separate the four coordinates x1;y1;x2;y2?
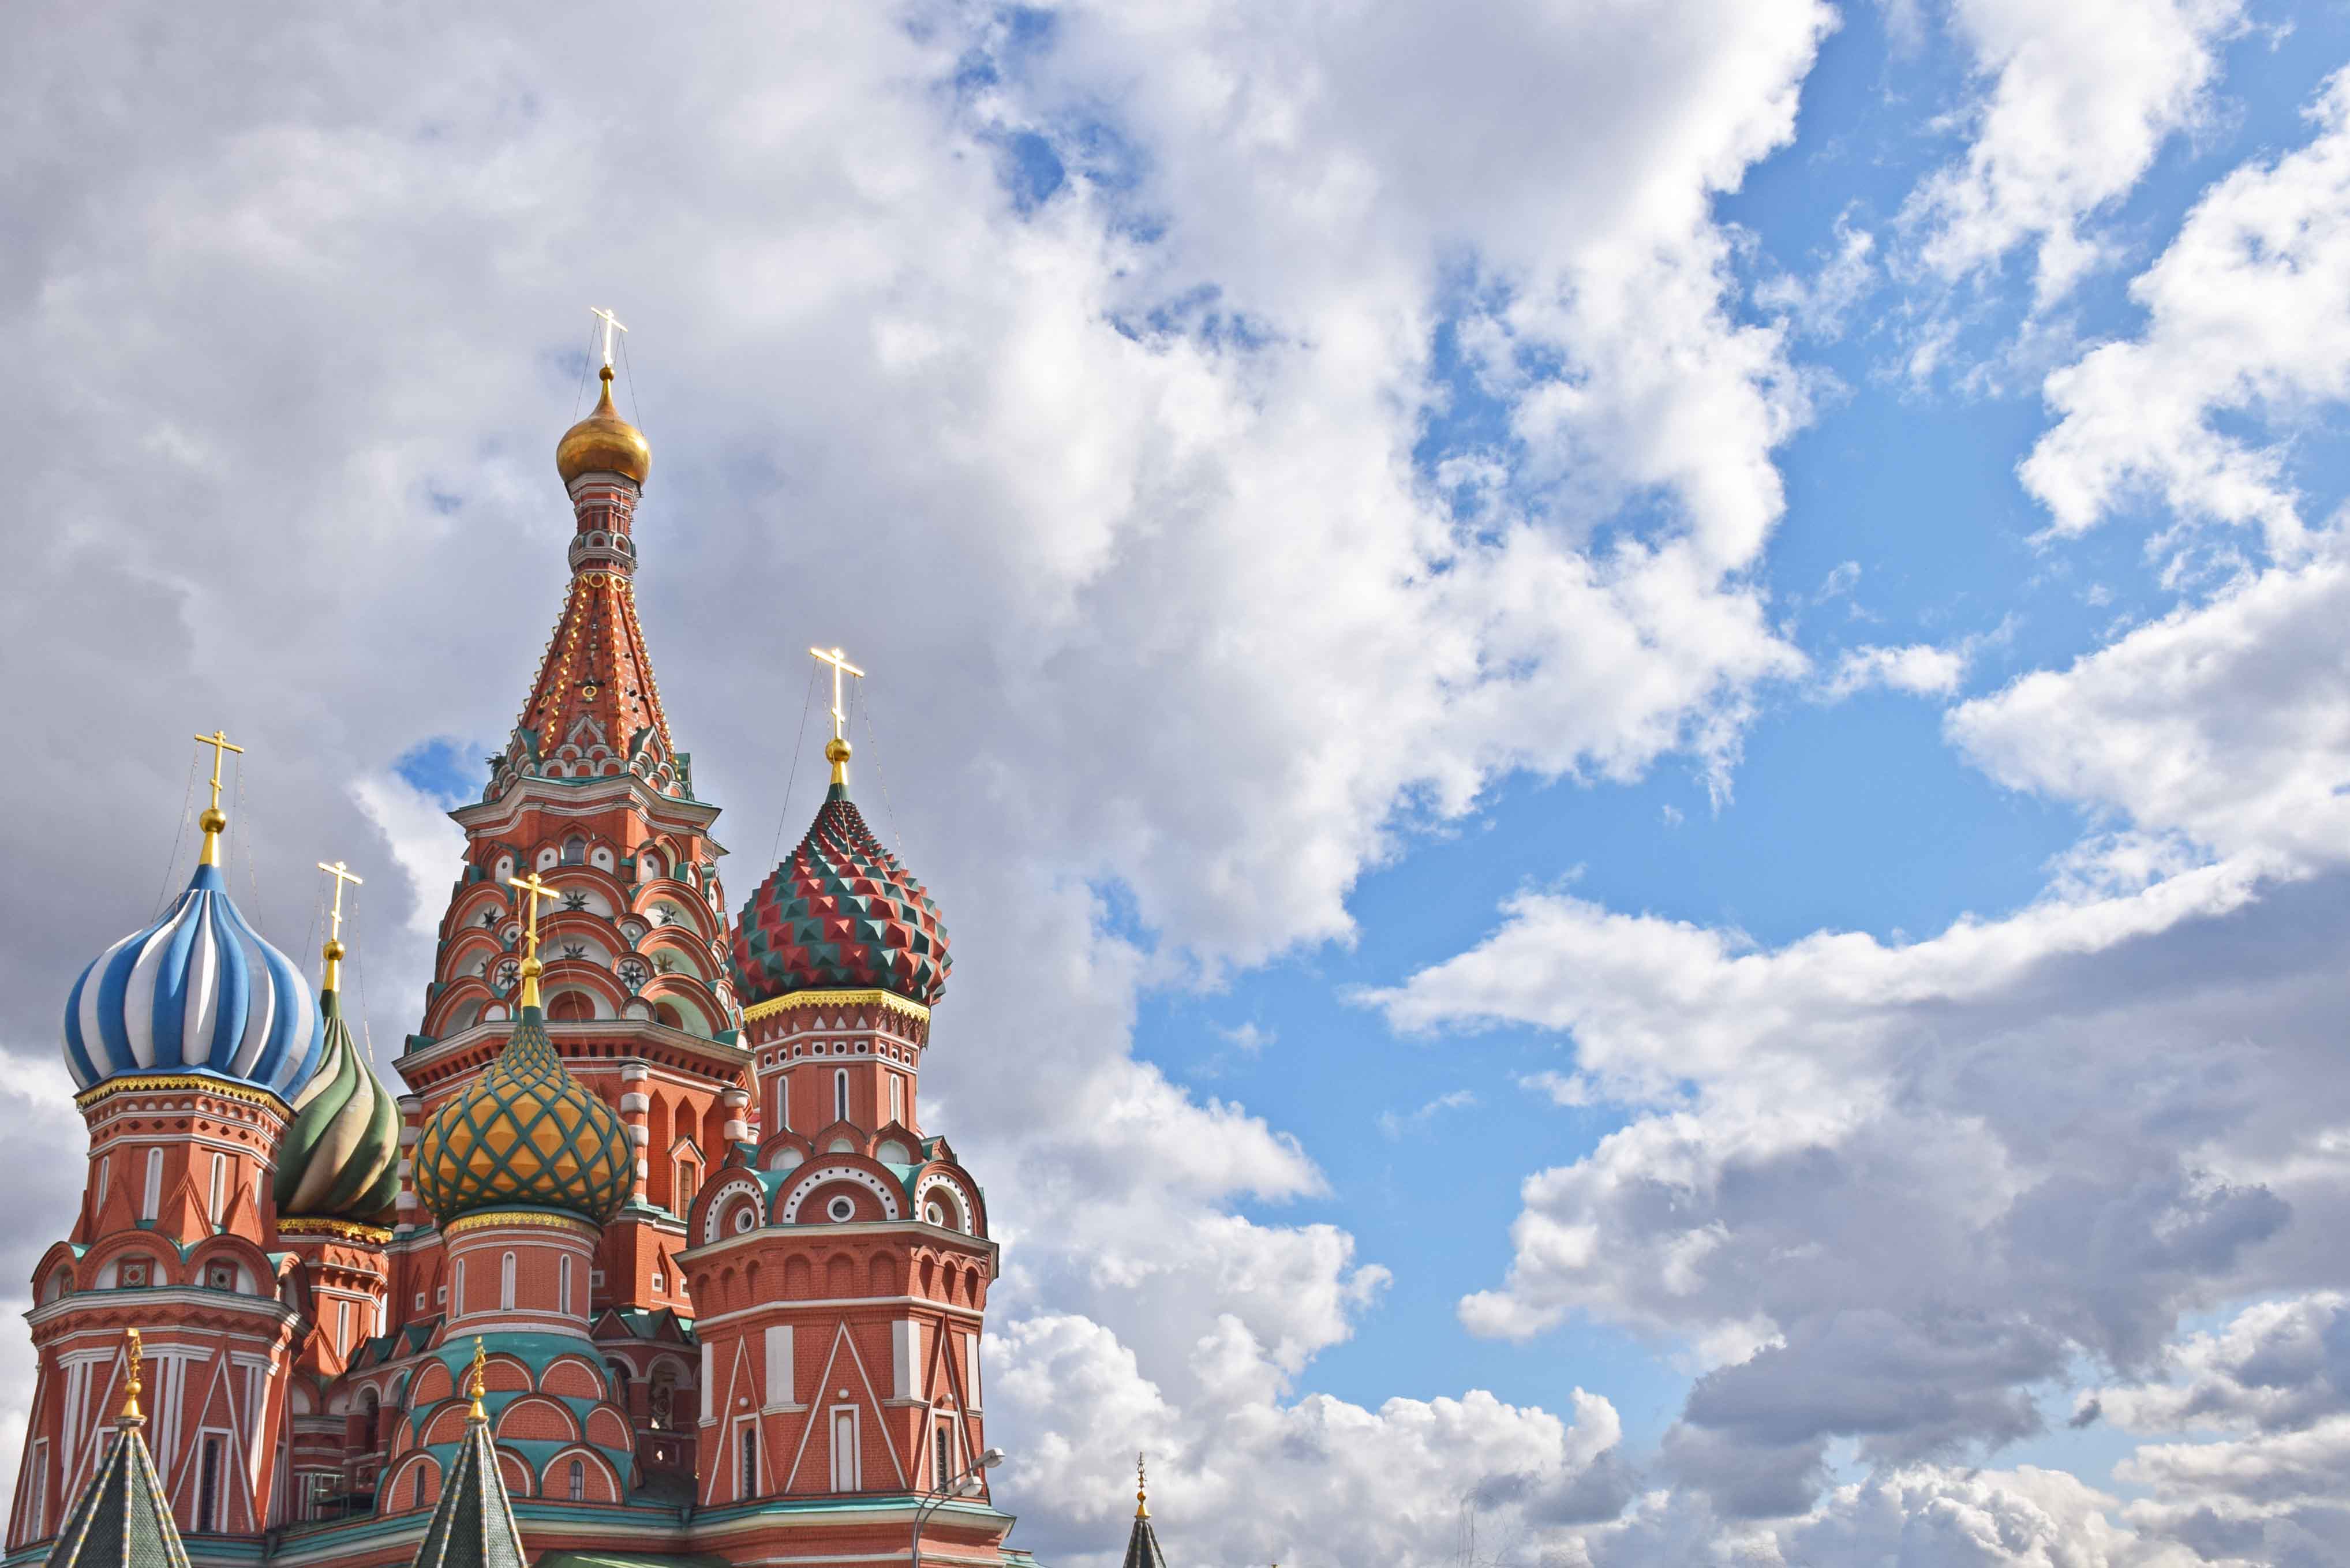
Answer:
509;870;556;1009
809;643;864;787
590;306;627;369
192;727;243;867
316;859;363;991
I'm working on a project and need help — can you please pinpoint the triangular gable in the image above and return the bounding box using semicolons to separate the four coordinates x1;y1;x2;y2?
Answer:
698;1336;765;1506
166;1353;250;1532
782;1322;907;1495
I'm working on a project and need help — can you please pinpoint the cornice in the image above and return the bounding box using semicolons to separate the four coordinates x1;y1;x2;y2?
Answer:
450;772;724;839
277;1217;394;1245
396;1018;750;1088
74;1073;291;1117
742;988;931;1026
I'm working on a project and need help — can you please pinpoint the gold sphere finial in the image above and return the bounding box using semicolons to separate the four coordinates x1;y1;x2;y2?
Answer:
467;1337;488;1421
119;1327;144;1424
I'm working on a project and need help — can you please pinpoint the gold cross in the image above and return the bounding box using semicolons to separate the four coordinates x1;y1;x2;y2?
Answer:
317;860;364;943
508;871;556;960
316;860;364;992
591;306;628;369
192;728;244;867
809;645;864;743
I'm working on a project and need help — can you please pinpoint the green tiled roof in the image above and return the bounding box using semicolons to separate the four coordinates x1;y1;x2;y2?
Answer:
43;1417;190;1568
1121;1513;1169;1568
409;1408;525;1568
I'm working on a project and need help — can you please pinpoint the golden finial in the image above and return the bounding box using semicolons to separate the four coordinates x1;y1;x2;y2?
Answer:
507;871;556;1010
467;1337;488;1421
119;1327;144;1424
809;646;864;788
316;860;364;992
1135;1450;1148;1520
192;729;244;868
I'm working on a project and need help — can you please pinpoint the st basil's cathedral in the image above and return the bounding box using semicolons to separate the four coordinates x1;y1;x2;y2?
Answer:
0;346;1180;1568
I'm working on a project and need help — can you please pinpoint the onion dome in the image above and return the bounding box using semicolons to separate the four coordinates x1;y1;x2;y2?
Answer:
555;366;651;486
411;981;633;1227
732;754;951;1008
274;966;399;1226
62;860;323;1103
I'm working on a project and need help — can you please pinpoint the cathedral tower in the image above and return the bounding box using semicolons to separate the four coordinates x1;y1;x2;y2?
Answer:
676;663;1006;1563
14;742;317;1548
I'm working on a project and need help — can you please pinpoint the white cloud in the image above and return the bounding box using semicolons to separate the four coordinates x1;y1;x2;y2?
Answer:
1378;1087;1479;1139
2020;68;2350;551
0;0;1848;1552
1907;0;2243;307
1821;640;1971;700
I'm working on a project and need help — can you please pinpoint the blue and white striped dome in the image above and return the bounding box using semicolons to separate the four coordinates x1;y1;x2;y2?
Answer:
62;863;324;1102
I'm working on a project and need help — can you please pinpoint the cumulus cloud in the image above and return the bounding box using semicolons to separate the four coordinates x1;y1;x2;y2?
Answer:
2021;68;2350;551
1907;0;2243;307
1821;640;1971;700
0;0;1854;1558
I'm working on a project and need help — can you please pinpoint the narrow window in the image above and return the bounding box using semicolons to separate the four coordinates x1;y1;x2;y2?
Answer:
835;1069;849;1124
773;1073;790;1132
141;1149;163;1221
25;1438;47;1539
829;1409;858;1492
197;1435;224;1532
500;1251;516;1310
336;1300;351;1353
890;1075;904;1127
562;836;585;865
413;1464;425;1510
208;1154;226;1222
559;1256;574;1318
677;1160;698;1212
452;1260;466;1314
739;1423;759;1499
568;1460;585;1501
95;1156;109;1211
934;1420;952;1487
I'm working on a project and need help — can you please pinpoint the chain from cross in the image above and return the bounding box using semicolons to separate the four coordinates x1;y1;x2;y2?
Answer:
316;860;364;944
591;306;628;369
193;728;243;814
809;645;864;743
508;870;556;960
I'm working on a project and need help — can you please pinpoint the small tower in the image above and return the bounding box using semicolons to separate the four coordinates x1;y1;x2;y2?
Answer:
14;734;318;1548
679;648;1000;1562
406;1341;527;1568
274;860;402;1511
1122;1455;1169;1568
41;1331;193;1568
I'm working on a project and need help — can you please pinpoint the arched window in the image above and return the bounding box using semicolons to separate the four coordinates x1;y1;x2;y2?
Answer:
548;991;595;1023
772;1072;790;1133
95;1154;109;1210
500;1251;516;1310
568;1460;585;1501
453;1259;467;1314
889;1075;903;1127
640;850;663;882
559;1256;574;1318
676;1159;699;1214
562;837;586;865
209;1153;227;1222
141;1148;164;1222
835;1069;849;1124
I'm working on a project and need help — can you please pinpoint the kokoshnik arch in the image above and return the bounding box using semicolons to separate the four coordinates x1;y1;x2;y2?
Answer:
4;328;1034;1568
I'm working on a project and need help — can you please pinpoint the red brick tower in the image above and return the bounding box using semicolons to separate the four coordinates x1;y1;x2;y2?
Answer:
679;668;1010;1565
13;750;320;1548
389;357;749;1470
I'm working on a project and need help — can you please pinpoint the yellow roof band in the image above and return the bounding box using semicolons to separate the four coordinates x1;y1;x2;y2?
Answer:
741;988;930;1026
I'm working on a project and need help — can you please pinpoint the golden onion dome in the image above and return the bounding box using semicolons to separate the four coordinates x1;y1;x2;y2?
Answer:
411;993;633;1227
555;366;652;487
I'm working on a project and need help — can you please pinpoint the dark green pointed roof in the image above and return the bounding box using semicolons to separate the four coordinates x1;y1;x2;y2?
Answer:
1121;1513;1169;1568
43;1417;191;1568
409;1410;526;1568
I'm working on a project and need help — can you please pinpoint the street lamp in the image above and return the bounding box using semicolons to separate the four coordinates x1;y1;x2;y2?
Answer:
911;1446;1004;1568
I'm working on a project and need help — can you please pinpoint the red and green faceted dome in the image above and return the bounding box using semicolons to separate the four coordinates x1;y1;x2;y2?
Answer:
732;784;951;1007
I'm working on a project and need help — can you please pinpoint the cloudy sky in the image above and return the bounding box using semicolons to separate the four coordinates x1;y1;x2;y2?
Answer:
8;2;2350;1563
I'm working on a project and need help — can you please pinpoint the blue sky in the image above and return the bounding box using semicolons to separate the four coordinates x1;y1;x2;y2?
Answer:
17;2;2350;1562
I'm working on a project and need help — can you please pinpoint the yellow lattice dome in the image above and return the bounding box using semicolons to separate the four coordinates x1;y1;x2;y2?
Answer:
411;1001;633;1226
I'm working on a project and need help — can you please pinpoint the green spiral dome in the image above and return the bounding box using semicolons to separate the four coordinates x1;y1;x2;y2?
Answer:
274;988;400;1226
411;1005;633;1226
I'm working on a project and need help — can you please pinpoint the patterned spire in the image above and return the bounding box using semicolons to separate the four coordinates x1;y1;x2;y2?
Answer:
1121;1457;1169;1568
407;1339;526;1568
43;1333;191;1568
